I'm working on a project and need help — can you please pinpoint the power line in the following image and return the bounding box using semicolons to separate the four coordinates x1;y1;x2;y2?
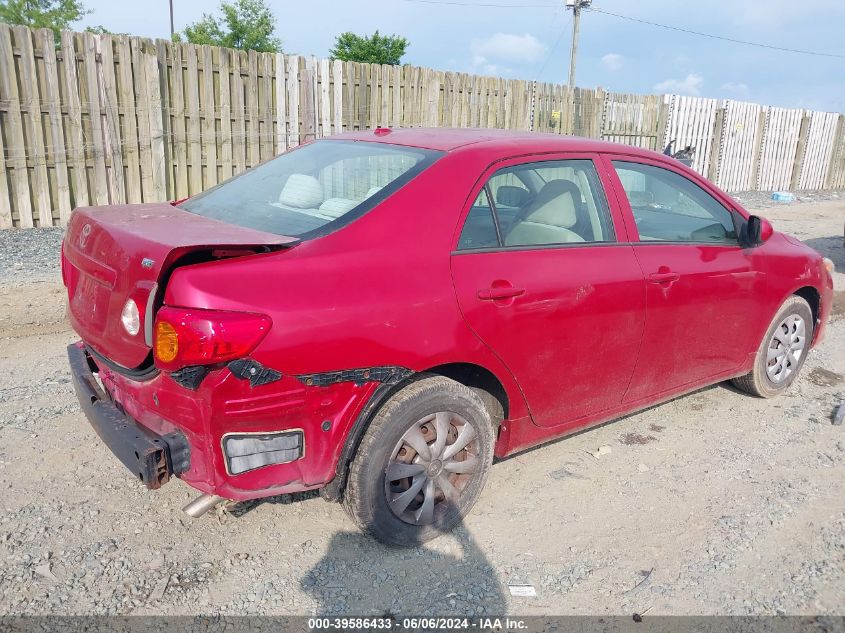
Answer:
534;9;569;81
586;6;845;59
402;0;557;8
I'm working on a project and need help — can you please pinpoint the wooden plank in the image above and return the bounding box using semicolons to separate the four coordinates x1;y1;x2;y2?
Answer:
358;62;370;129
184;43;203;194
368;63;379;129
98;34;126;205
231;50;246;173
334;59;345;134
381;64;391;128
261;52;274;157
824;115;845;189
201;45;218;187
131;37;155;200
156;39;173;200
301;56;317;142
392;64;401;129
343;60;356;130
790;114;811;189
275;52;287;151
117;35;142;203
218;47;233;180
320;57;331;136
143;39;166;200
707;106;725;184
0;103;10;227
15;26;52;224
286;55;300;146
60;31;88;209
167;41;188;199
38;28;71;224
82;32;109;205
246;50;260;166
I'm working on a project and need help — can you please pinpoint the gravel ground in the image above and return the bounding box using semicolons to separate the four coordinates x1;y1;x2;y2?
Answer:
0;193;843;616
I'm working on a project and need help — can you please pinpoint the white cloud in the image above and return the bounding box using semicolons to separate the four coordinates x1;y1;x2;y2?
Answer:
654;73;704;96
673;54;692;70
600;53;624;71
721;81;750;98
471;33;547;65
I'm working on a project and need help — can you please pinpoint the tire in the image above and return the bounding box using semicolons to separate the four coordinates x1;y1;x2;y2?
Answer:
732;295;814;398
343;375;495;547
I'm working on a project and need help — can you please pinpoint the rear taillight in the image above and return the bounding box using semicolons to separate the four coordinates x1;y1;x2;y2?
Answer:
152;306;271;371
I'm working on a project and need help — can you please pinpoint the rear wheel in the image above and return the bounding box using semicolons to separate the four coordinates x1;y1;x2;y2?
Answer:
343;375;495;546
732;295;813;398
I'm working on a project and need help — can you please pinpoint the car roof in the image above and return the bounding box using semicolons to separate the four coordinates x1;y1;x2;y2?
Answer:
331;127;662;159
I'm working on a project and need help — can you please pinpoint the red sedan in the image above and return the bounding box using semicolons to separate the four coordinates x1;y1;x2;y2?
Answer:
63;128;834;546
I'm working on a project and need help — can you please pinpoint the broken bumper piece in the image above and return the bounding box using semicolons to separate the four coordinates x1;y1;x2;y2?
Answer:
67;343;191;489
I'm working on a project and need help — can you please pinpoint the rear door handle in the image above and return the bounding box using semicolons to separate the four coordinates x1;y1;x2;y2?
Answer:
477;286;526;301
648;271;680;284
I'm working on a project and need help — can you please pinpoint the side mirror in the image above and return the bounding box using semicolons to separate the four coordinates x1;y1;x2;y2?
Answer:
740;215;773;247
759;216;774;242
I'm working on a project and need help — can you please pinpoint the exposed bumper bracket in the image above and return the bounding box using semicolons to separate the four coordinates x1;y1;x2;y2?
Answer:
67;343;190;489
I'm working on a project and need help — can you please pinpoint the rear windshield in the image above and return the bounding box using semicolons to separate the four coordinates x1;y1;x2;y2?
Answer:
179;140;442;238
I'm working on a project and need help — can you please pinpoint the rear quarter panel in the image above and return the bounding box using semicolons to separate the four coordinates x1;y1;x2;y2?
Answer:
163;151;530;421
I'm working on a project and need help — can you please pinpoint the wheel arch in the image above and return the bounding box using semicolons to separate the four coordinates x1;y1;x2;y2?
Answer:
792;285;820;332
320;360;513;503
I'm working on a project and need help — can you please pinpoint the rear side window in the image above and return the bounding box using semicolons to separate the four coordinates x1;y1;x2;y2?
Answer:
456;159;615;250
612;161;738;243
180;140;442;238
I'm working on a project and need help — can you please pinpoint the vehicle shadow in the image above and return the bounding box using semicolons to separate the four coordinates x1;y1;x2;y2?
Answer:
299;508;507;617
223;490;321;517
804;235;844;268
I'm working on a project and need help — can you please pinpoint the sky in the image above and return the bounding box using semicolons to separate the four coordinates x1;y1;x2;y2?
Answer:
78;0;845;112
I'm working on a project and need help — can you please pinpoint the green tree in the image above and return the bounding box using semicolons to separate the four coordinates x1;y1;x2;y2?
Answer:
330;30;408;65
178;0;281;52
0;0;90;33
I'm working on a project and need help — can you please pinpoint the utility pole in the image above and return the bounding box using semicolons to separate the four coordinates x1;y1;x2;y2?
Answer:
566;0;591;89
169;0;175;37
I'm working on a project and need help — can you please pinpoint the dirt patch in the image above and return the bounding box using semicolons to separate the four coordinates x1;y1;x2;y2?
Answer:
620;432;658;445
2;200;845;617
831;291;845;321
808;367;845;387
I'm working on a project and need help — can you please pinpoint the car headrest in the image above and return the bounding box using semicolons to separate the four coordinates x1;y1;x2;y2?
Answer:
319;197;358;219
523;179;580;228
496;185;529;208
279;174;324;209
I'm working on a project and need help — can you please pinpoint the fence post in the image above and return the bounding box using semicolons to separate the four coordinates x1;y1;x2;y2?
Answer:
1;23;34;227
707;106;725;184
790;113;811;190
824;114;844;189
750;108;768;191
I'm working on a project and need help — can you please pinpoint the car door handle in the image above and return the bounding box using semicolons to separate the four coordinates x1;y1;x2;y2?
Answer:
477;286;526;301
648;271;680;284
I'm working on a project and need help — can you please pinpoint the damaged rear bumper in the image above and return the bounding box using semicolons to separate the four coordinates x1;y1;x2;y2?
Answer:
67;343;190;489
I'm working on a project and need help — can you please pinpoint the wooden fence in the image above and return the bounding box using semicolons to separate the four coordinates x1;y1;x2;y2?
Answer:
0;24;843;228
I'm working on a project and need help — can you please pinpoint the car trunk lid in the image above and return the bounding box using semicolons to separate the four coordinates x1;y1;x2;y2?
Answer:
62;203;295;369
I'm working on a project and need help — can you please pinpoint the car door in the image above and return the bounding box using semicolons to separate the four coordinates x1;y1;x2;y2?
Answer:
601;155;767;403
450;155;646;428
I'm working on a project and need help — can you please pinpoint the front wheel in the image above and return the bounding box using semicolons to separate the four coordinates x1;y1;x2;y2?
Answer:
343;375;495;546
732;295;814;398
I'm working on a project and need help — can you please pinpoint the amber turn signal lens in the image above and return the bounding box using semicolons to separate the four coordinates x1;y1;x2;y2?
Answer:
154;321;179;363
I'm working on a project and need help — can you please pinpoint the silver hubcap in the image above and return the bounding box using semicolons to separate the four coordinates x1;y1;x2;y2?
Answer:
384;411;481;526
766;314;806;383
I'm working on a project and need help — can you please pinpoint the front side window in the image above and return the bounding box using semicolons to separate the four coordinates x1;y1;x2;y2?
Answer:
612;161;738;244
456;159;615;250
180;140;442;238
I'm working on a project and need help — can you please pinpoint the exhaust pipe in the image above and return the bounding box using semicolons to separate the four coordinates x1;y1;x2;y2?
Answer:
182;493;225;518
